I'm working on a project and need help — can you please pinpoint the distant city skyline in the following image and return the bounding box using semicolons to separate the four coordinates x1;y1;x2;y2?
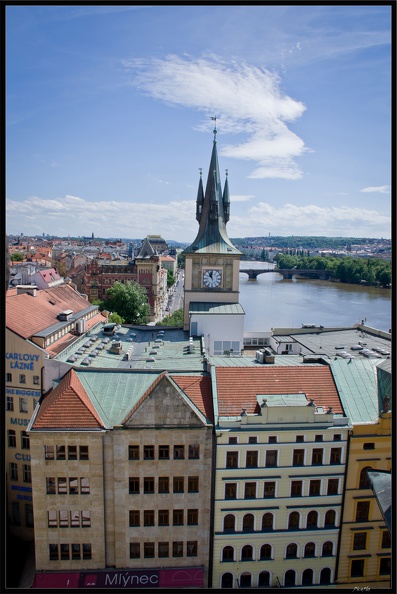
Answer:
6;4;392;240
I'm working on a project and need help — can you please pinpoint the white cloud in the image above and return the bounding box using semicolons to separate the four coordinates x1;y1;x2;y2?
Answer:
124;54;308;180
231;195;253;202
360;185;390;194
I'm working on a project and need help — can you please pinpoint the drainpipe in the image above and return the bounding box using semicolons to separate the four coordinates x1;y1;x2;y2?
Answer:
208;426;216;588
334;429;352;583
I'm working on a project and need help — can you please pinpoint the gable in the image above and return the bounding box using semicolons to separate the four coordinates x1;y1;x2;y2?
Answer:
124;375;206;428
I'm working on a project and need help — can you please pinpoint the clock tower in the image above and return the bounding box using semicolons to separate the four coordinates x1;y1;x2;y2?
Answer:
182;125;245;355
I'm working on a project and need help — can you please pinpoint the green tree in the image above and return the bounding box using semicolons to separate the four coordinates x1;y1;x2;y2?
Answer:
167;269;175;288
108;312;125;324
104;281;150;324
157;308;183;327
177;253;185;269
10;252;24;262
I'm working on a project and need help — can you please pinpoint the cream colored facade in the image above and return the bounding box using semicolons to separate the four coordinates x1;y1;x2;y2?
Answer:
336;413;392;588
212;402;350;589
6;329;44;540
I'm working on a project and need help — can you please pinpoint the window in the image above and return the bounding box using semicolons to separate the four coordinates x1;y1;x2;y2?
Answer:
187;509;198;525
9;463;18;481
49;544;59;560
262;513;273;531
188;476;199;493
264;481;276;498
223;514;235;532
80;477;90;494
61;544;69;560
350;559;365;578
158;477;169;493
158;510;169;526
265;450;277;467
382;531;391;548
58;510;68;528
44;445;54;460
356;501;370;521
19;397;28;413
19;374;26;384
46;477;56;494
322;541;333;556
258;572;270;587
291;480;302;497
187;541;197;557
21;431;30;450
33;375;40;385
327;478;339;495
307;511;318;527
225;483;237;499
315;434;323;442
363;442;375;450
268;436;277;443
226;451;238;468
286;543;297;558
6;372;12;382
293;449;304;466
244;482;256;499
304;542;315;557
248;436;257;443
71;544;81;560
159;445;169;459
12;502;20;526
70;511;80;527
333;434;341;441
222;546;234;561
330;447;342;464
312;448;323;465
144;510;155;526
129;510;140;527
69;477;79;494
48;511;57;527
79;446;89;460
242;514;255;531
288;512;300;529
359;467;371;488
309;480;321;496
173;541;183;557
379;558;391;575
8;430;16;447
241;545;253;561
296;435;304;442
188;444;200;459
302;568;314;585
158;542;169;558
246;450;258;468
23;464;31;483
260;544;272;559
173;445;184;459
173;477;184;493
130;543;140;558
129;477;140;494
325;509;336;526
56;445;66;460
128;445;139;460
144;445;154;460
58;477;67;494
6;396;14;411
144;477;154;494
68;445;77;460
228;436;237;444
353;532;367;550
144;543;155;558
173;509;184;526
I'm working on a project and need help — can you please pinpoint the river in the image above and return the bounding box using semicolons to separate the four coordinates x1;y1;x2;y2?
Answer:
239;262;391;333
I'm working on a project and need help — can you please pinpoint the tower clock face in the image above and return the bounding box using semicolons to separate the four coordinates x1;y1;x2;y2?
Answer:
203;269;222;288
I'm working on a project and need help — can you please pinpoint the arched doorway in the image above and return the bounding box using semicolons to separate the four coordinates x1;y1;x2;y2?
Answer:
221;572;234;589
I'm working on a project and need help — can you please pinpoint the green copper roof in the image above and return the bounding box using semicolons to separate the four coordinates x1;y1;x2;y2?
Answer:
330;358;379;423
183;139;242;256
189;302;245;315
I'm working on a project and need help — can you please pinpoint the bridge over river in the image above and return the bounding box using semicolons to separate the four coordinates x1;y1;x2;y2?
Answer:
240;268;331;280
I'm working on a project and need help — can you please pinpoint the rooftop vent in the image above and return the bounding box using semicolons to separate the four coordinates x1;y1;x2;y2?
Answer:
58;309;73;321
16;285;38;297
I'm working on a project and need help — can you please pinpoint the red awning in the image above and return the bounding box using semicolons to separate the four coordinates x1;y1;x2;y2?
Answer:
32;572;80;588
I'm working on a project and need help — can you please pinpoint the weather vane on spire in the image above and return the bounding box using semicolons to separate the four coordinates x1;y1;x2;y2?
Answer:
211;116;217;141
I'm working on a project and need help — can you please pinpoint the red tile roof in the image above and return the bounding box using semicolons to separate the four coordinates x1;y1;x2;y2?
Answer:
33;369;104;429
215;366;344;416
172;375;214;423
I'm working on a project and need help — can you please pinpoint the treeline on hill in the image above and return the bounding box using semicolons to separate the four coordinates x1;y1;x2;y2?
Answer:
231;236;386;250
274;254;391;287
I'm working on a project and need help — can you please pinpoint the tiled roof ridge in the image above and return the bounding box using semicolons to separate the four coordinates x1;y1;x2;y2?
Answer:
121;371;166;424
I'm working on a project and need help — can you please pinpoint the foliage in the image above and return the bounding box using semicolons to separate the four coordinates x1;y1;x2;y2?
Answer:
10;252;24;262
177;253;185;269
166;269;175;288
103;280;150;324
157;308;183;327
107;312;125;324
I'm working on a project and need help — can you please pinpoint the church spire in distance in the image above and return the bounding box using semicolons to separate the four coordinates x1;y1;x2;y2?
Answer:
184;118;241;255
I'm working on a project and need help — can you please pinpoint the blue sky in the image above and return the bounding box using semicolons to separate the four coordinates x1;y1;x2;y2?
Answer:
6;3;392;241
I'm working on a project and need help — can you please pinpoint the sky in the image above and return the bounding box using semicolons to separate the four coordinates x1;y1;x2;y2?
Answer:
5;3;392;242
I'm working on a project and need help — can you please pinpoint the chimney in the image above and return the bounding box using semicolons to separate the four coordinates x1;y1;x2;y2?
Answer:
16;285;38;297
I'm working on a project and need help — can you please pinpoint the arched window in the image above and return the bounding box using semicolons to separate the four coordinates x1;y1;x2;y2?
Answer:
221;573;233;589
322;541;333;556
239;573;252;588
320;567;331;584
258;571;270;587
302;568;314;585
285;570;296;586
304;542;315;557
359;466;372;488
241;545;253;561
260;544;272;560
307;510;318;527
262;512;274;530
242;513;255;532
325;509;336;527
223;514;235;532
286;543;298;558
222;546;234;562
288;511;300;529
